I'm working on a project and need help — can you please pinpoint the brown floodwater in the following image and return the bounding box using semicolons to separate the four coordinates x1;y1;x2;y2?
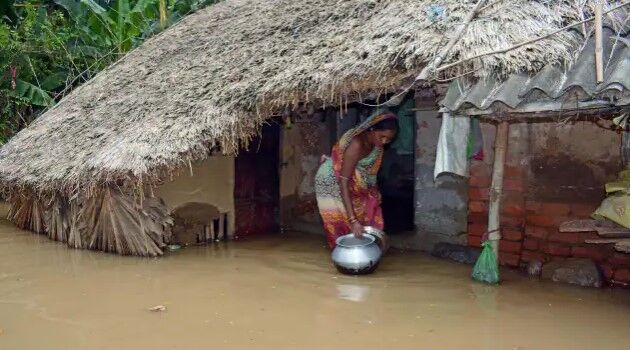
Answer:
1;218;630;350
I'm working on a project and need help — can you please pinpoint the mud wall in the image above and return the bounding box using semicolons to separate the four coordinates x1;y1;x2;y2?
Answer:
280;112;334;233
467;120;629;283
402;108;468;252
155;156;235;234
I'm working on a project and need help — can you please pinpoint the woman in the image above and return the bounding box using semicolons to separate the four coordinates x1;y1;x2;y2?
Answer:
315;111;398;248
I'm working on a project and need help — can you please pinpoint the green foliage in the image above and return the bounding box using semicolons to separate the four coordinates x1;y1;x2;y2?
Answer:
0;2;80;142
0;0;217;144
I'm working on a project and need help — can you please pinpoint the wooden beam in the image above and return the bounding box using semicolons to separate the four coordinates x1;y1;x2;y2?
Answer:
560;219;630;237
585;238;629;244
415;0;488;81
437;0;630;74
487;121;509;257
595;3;604;83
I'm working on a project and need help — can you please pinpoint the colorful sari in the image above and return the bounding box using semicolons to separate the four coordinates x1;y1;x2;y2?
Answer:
315;111;397;248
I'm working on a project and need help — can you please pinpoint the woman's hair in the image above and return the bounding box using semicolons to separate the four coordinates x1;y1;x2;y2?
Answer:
369;116;398;132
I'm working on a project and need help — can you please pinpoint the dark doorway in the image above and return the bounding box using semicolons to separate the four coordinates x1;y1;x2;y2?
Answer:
378;145;415;234
332;95;416;235
378;94;415;234
234;122;281;238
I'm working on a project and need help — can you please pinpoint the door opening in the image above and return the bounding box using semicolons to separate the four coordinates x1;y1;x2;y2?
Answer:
378;93;415;235
234;122;281;238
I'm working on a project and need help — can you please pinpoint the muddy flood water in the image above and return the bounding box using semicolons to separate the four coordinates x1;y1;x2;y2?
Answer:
1;219;630;350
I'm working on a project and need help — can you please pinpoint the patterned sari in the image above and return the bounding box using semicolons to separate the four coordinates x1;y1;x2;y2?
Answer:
315;112;397;248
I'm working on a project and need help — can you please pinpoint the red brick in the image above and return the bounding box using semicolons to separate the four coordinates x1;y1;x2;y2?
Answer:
499;252;521;267
503;178;524;192
608;253;630;268
468;223;487;237
527;215;556;228
525;226;550;239
600;263;615;281
504;165;525;180
469;163;491;178
523;238;540;251
469;201;488;213
502;191;524;201
521;250;546;263
502;205;525;218
571;246;610;262
468;212;488;224
499;240;522;254
548;232;583;245
613;268;630;284
502;192;525;217
540;202;571;216
526;201;542;213
570;203;596;218
469;175;491;188
544;243;571;257
468;187;490;201
503;229;523;241
467;235;482;248
501;216;525;229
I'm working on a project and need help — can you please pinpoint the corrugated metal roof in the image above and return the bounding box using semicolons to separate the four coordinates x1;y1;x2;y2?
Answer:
441;28;630;114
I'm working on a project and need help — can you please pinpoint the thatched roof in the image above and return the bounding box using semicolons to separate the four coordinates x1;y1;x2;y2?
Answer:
0;0;626;196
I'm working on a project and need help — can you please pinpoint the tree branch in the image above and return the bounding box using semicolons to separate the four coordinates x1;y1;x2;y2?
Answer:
436;1;630;74
414;0;488;81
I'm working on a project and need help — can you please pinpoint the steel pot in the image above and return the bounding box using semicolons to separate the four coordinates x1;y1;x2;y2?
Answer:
331;232;382;275
363;226;389;252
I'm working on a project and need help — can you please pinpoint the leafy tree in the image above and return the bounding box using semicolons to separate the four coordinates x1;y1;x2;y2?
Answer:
0;0;217;143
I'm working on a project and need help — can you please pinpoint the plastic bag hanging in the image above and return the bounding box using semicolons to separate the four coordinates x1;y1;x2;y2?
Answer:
471;241;500;284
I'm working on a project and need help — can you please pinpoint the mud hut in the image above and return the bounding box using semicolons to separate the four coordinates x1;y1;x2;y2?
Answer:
437;21;630;284
1;0;629;256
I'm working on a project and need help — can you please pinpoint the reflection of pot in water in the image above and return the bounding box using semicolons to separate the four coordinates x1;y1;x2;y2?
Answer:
331;232;382;275
336;284;370;302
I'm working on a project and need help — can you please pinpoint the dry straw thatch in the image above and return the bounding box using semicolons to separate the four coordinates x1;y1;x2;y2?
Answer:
8;190;173;256
0;0;628;197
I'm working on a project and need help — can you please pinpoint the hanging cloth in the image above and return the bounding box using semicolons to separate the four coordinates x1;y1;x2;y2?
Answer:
434;113;471;179
434;114;484;179
390;95;415;155
468;118;484;161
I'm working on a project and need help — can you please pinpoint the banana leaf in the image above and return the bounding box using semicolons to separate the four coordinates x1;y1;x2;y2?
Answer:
10;80;54;107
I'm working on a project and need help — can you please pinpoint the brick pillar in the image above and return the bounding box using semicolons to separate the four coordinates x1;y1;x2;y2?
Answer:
467;162;491;248
498;164;525;267
466;125;525;267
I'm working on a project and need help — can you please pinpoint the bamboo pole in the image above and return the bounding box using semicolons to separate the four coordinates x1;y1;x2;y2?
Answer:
437;0;630;74
159;0;168;30
595;3;604;83
487;122;509;258
415;0;487;81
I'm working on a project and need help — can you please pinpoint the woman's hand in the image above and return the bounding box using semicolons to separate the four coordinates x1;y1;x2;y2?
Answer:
351;221;364;238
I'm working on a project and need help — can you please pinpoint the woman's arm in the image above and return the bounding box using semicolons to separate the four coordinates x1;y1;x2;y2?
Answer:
340;138;364;237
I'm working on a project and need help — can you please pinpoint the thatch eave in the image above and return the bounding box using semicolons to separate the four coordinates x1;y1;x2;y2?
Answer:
1;0;627;197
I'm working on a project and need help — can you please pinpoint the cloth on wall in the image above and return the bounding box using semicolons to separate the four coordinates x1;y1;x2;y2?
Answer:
467;118;484;161
434;113;483;180
390;95;415;155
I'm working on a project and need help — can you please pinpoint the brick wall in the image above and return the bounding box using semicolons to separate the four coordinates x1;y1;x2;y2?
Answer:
466;122;629;285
